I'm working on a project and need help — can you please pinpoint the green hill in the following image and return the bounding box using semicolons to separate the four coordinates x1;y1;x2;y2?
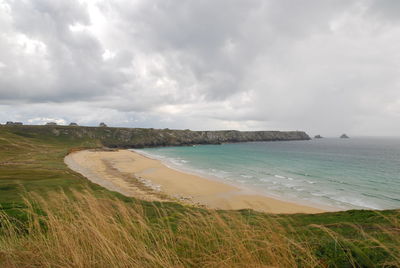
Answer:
0;125;398;267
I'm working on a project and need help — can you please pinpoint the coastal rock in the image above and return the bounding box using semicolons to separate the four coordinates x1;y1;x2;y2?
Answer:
314;135;323;139
340;134;349;139
0;125;311;148
6;121;23;125
99;122;107;127
69;122;78;126
52;129;60;136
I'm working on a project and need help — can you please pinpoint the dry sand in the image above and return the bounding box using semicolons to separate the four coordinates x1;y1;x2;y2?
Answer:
65;149;324;214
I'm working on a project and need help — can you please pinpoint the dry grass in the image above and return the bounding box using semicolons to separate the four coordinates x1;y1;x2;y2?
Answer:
0;190;399;268
0;190;319;267
1;126;398;267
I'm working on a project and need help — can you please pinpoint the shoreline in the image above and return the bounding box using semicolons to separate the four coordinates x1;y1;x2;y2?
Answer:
65;149;325;214
133;148;335;211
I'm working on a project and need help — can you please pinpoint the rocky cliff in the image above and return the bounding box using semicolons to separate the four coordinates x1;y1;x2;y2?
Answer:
1;125;310;148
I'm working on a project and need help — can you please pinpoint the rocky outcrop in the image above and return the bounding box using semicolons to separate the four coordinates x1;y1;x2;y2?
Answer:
6;121;23;125
314;135;323;139
340;134;349;139
1;125;311;148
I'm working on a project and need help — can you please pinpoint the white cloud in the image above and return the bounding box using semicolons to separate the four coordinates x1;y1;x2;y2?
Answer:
27;117;67;125
1;0;400;136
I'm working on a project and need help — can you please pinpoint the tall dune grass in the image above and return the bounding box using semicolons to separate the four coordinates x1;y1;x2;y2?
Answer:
0;190;399;267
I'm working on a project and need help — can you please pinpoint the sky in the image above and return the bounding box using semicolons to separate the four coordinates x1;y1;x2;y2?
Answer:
1;0;400;136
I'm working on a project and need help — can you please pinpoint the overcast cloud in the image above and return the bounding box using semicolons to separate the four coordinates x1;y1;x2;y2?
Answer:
1;0;400;136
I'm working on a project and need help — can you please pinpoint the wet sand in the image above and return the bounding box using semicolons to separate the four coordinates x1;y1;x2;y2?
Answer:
65;149;324;214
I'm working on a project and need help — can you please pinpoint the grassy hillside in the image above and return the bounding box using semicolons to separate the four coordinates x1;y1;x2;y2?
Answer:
0;126;399;267
0;125;310;148
0;125;101;213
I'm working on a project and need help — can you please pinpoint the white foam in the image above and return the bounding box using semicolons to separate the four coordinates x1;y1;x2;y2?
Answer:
134;149;342;210
330;195;382;210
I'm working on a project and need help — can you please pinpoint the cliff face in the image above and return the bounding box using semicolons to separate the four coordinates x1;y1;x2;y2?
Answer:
1;125;310;148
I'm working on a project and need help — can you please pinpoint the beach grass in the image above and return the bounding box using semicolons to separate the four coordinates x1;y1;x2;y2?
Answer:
0;190;399;267
0;190;320;267
0;125;399;267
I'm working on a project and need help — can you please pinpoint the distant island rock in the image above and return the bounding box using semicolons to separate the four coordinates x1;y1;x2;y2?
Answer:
69;122;78;126
340;134;349;138
314;135;323;139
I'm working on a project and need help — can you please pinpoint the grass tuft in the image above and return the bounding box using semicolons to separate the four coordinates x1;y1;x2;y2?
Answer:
0;190;398;267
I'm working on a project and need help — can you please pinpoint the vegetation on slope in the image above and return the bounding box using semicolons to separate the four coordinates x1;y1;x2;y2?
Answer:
0;125;101;215
0;125;310;148
0;126;399;267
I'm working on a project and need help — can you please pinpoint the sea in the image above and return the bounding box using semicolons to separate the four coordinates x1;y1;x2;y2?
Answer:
137;137;400;210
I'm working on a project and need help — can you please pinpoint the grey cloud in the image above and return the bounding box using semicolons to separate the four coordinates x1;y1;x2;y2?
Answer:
367;0;400;21
1;0;400;136
10;0;89;36
0;0;125;102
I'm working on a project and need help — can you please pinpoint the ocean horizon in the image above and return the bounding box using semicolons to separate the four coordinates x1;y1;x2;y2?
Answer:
138;137;400;211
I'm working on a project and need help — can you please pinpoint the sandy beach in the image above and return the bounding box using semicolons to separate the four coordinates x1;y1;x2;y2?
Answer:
65;149;324;214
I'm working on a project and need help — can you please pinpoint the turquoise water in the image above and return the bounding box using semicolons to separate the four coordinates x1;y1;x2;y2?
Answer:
138;138;400;210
